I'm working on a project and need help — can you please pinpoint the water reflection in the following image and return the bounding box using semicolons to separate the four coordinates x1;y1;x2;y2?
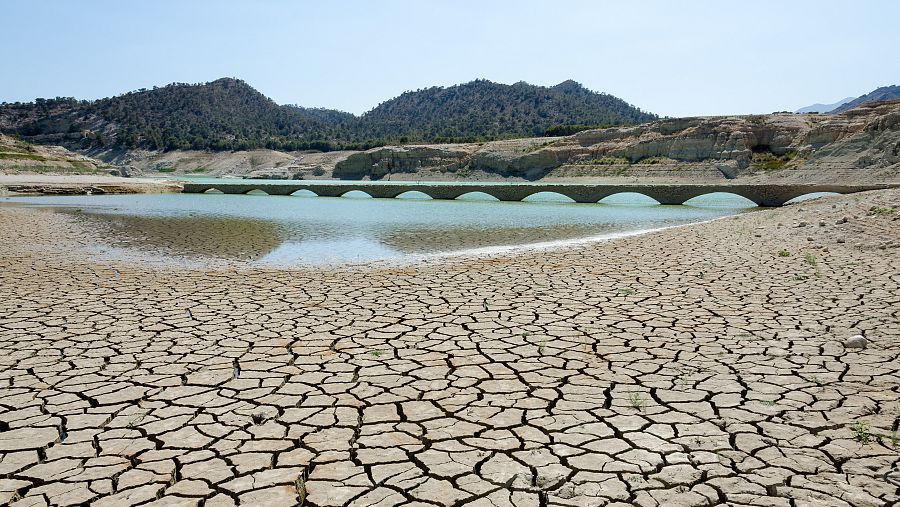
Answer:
70;212;283;261
5;192;752;265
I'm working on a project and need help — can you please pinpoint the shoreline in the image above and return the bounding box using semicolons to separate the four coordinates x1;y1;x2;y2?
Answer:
0;189;898;505
397;213;747;269
0;173;182;195
0;189;750;271
0;193;749;271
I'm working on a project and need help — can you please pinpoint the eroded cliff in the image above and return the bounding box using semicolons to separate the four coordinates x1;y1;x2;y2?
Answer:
326;99;900;183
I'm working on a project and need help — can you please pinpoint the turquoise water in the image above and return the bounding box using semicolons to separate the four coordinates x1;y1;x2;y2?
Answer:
4;191;755;266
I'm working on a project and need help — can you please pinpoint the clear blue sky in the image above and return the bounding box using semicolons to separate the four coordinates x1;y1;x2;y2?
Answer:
5;0;899;117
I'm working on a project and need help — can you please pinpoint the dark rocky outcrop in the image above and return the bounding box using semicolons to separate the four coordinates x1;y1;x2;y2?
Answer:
334;146;470;179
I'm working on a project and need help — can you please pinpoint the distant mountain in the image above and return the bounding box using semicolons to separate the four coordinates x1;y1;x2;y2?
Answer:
0;78;656;152
350;79;657;141
830;85;900;113
795;97;854;114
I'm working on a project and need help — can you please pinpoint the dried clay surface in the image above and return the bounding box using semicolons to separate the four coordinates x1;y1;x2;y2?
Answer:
0;190;898;506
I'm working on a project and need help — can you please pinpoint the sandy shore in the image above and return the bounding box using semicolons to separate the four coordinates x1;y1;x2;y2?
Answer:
0;174;180;195
0;190;898;506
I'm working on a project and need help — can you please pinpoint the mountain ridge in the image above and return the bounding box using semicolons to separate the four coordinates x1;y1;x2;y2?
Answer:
830;85;900;113
795;97;854;114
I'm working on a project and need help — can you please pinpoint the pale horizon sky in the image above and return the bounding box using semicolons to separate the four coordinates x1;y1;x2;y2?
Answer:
5;0;900;117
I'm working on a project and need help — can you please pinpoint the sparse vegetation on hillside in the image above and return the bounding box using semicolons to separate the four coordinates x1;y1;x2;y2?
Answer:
636;156;676;165
544;124;617;136
752;151;797;171
0;133;108;174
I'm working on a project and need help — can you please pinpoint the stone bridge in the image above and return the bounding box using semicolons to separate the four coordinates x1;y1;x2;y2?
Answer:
181;182;895;207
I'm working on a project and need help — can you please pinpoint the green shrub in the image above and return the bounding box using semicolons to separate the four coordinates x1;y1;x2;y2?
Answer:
752;151;797;171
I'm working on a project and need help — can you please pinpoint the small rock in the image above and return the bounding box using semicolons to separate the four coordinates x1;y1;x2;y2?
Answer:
807;237;814;241
836;238;845;244
818;221;826;227
797;221;808;227
845;335;867;349
887;471;900;487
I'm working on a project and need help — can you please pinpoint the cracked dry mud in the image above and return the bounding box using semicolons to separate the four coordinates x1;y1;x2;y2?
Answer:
1;190;899;506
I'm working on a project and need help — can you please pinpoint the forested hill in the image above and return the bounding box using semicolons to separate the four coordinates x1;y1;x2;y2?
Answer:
0;78;345;151
350;79;656;141
0;78;656;152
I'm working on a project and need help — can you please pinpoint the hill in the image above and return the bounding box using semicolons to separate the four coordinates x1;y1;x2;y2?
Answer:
795;97;853;114
0;78;346;152
0;78;656;152
349;79;656;142
830;85;900;113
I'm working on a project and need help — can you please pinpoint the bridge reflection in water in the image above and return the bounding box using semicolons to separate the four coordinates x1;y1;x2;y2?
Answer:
182;182;894;207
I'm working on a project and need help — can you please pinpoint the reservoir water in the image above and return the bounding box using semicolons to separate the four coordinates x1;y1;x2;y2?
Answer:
3;189;757;266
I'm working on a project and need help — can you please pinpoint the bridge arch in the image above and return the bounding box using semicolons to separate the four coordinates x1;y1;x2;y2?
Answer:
203;188;224;194
340;190;373;199
395;190;433;200
290;189;318;197
599;192;660;206
455;191;500;201
521;191;576;203
683;192;758;208
245;189;269;195
784;191;839;205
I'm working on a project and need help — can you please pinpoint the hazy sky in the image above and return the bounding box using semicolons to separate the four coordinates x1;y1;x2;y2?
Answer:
5;0;899;117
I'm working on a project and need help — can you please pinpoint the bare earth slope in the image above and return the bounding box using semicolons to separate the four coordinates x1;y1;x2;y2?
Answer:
1;189;898;505
0;134;112;176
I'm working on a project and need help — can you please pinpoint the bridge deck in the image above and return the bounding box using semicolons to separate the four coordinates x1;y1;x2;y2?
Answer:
180;181;895;207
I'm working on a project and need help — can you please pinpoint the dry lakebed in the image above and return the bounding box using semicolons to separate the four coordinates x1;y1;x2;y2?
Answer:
0;188;898;506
